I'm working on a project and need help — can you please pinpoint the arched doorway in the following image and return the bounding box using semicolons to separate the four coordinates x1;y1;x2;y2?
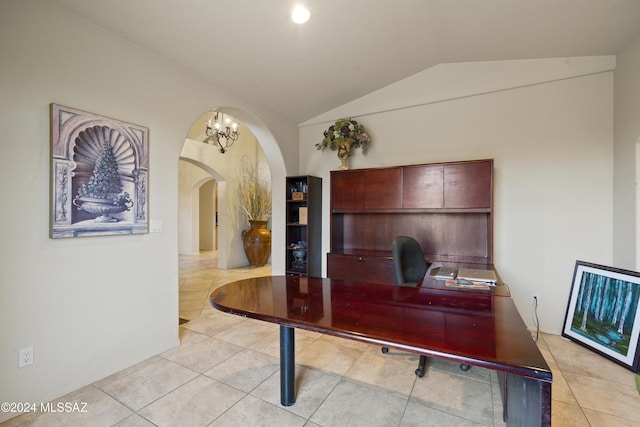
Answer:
178;160;224;257
178;107;287;273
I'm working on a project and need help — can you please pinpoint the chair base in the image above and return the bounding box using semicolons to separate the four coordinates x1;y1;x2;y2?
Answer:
382;347;471;377
416;355;427;377
416;359;471;377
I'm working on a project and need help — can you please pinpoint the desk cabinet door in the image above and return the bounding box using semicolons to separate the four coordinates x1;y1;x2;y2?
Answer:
364;168;402;210
444;161;492;209
327;253;394;285
331;171;364;211
402;164;444;209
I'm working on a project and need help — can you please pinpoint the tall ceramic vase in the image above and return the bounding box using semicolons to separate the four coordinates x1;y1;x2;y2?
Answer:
242;220;272;266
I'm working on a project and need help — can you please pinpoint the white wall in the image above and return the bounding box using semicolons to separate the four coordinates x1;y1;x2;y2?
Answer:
0;1;295;418
614;32;640;270
299;57;615;334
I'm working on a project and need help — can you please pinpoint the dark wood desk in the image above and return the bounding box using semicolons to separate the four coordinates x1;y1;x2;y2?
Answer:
210;275;552;427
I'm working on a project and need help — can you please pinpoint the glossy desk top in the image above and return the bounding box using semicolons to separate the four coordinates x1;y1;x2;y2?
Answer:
210;275;551;381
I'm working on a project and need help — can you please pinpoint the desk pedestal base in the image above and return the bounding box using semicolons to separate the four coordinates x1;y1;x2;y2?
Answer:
498;371;552;426
280;325;295;406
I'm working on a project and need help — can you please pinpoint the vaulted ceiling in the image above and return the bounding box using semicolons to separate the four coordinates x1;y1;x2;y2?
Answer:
50;0;640;123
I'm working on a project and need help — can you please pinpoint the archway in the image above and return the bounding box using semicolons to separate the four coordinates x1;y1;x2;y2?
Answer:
179;107;287;273
178;160;224;255
178;157;231;267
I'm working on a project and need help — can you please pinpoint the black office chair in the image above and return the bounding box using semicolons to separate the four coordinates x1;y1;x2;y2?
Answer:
385;235;470;377
391;235;429;286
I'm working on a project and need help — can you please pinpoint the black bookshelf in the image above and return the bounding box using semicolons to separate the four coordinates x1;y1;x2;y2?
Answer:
285;176;322;277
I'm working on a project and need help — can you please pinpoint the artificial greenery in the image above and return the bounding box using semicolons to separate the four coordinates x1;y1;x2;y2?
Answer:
316;118;371;153
77;141;130;203
236;156;272;221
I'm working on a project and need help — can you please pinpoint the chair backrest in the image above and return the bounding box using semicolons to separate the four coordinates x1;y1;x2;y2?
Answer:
391;236;429;285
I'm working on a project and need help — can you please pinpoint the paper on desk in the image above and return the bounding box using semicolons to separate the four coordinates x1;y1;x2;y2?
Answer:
444;280;492;290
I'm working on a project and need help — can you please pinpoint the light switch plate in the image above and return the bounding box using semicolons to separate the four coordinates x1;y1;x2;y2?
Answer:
150;219;163;233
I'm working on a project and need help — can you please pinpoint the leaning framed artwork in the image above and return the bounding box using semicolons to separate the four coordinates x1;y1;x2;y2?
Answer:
50;104;149;238
562;260;640;373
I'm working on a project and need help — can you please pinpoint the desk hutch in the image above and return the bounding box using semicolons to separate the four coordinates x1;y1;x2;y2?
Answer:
327;159;494;285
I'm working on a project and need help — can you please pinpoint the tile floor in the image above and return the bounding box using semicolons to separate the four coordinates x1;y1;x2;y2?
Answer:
4;251;640;426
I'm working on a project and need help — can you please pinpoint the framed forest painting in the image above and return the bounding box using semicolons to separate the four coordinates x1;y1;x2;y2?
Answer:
562;261;640;372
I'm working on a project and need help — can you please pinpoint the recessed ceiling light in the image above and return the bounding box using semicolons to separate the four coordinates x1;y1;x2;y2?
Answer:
291;5;310;24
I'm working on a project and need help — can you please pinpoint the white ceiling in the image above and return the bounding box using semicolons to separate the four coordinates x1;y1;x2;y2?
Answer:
50;0;640;123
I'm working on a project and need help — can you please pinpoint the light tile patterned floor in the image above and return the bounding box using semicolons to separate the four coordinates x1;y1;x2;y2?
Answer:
4;252;639;426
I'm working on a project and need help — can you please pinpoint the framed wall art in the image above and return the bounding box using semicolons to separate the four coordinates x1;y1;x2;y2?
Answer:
50;104;149;238
562;260;640;373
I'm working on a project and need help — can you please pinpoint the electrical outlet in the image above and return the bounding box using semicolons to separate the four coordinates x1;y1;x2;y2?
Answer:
19;346;33;368
531;294;539;305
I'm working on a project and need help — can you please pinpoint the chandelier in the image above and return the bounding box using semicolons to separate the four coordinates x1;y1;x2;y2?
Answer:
205;112;239;153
